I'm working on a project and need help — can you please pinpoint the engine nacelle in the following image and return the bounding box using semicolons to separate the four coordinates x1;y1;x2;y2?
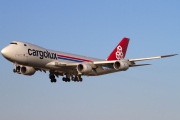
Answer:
77;64;92;74
21;66;36;76
113;61;129;71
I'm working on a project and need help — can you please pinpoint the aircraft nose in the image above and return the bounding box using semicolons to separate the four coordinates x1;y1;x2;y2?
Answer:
1;48;6;56
1;47;10;58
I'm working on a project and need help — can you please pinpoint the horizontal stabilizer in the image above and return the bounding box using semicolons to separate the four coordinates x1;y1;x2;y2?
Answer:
130;64;151;67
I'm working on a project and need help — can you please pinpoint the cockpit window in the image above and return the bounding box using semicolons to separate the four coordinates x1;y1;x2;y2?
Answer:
10;42;17;45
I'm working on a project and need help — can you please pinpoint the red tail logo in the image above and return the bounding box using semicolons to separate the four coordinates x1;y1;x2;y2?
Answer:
107;37;129;61
116;45;123;60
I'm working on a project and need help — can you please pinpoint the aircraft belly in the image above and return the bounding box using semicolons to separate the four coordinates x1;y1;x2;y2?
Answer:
86;68;117;76
96;69;117;75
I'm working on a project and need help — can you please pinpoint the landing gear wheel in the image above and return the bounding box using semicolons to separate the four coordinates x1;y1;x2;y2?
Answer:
67;78;70;82
62;77;66;81
16;66;21;73
13;69;16;73
51;79;53;83
49;74;57;83
50;78;56;83
73;75;83;82
62;77;71;82
79;78;83;82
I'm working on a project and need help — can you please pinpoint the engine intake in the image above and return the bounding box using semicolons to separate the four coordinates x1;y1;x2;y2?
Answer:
113;61;129;71
21;66;36;75
77;64;92;74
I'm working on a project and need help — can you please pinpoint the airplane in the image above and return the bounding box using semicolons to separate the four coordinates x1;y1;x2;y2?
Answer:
1;37;177;83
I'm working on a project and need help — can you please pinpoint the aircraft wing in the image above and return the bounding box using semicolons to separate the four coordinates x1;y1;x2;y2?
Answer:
128;54;178;62
93;54;177;65
46;54;177;71
129;64;151;67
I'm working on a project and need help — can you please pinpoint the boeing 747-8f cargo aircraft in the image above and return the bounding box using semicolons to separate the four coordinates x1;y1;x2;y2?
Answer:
1;38;177;83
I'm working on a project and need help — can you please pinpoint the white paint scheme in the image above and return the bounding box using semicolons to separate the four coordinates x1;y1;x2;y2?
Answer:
1;39;177;83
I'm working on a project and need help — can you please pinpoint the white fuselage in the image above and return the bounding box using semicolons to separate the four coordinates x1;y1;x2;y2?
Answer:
1;41;117;76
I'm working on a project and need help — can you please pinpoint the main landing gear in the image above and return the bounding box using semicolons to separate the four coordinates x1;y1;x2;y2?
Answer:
62;77;71;82
49;72;83;83
62;75;83;82
71;75;83;82
49;74;57;83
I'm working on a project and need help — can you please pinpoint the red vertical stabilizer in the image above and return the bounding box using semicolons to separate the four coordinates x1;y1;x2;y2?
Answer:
107;37;129;60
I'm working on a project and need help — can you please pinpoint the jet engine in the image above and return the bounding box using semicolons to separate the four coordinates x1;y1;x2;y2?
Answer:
77;64;92;74
21;66;36;76
113;61;129;71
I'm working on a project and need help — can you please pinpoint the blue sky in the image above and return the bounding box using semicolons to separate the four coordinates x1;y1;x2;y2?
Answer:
0;0;180;120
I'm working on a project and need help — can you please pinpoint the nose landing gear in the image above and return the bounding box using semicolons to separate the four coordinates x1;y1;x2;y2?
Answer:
13;65;21;74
